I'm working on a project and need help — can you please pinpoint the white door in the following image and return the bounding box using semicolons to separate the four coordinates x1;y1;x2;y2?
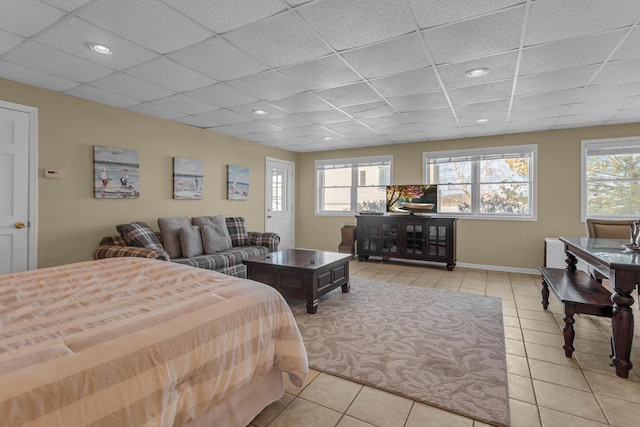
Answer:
0;102;36;274
265;158;294;250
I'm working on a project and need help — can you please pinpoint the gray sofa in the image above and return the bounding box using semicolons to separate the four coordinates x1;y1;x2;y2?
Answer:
95;216;279;278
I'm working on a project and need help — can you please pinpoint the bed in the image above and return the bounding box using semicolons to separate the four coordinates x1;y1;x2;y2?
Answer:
0;257;308;426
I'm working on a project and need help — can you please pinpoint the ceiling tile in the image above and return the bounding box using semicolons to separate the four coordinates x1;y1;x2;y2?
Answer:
519;30;625;76
195;109;251;125
369;68;440;98
0;59;79;91
187;83;259;108
360;114;412;129
35;17;160;70
0;30;24;55
314;82;384;107
285;125;334;136
78;0;212;54
294;109;351;124
227;70;306;100
408;0;522;29
260;115;314;129
224;11;332;68
453;99;510;117
437;51;518;90
3;42;113;83
127;102;185;120
228;101;288;119
341;34;431;79
39;0;92;12
342;101;394;118
162;0;287;34
525;0;640;46
0;0;66;37
511;88;581;111
126;57;216;92
508;105;568;121
151;94;217;115
375;123;420;134
277;54;362;90
173;115;220;128
402;108;456;124
90;72;174;101
297;0;415;51
577;82;640;102
229;120;281;133
320;121;370;133
169;37;268;81
423;6;524;65
565;98;638;115
267;92;333;113
591;58;640;85
447;79;513;105
206;125;248;136
514;65;599;96
611;26;640;61
554;112;614;127
65;84;139;108
507;117;560;128
388;92;451;112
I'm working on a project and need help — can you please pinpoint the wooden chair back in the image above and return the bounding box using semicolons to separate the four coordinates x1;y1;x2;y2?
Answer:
585;219;633;239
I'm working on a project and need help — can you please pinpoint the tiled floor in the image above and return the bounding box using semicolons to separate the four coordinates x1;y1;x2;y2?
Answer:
250;260;640;427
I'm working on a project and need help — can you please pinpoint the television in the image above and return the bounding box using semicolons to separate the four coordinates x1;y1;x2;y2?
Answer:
386;185;437;214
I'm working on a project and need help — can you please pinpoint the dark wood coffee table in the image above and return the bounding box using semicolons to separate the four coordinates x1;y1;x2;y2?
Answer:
243;249;351;314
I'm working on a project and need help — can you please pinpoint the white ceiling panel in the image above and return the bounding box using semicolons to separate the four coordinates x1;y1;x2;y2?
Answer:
297;0;415;51
525;0;640;46
0;0;66;38
78;0;212;54
341;34;430;79
168;37;268;81
187;83;259;108
90;72;174;101
423;6;525;65
224;11;332;68
162;0;287;34
2;0;639;152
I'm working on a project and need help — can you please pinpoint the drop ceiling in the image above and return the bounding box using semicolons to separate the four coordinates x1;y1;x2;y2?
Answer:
1;0;639;152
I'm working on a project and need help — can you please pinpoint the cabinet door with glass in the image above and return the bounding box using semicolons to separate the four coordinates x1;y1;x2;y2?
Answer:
357;217;381;260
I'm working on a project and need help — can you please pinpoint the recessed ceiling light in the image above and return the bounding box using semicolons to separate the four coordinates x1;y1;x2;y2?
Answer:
252;109;268;115
476;118;489;123
87;43;112;55
464;67;489;78
321;136;332;140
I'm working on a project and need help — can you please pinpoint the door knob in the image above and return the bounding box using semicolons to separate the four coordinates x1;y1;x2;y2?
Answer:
15;222;26;229
267;216;272;218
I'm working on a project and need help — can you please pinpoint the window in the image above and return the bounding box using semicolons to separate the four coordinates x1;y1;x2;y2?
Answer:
423;145;537;219
271;167;287;212
316;155;392;215
581;136;640;220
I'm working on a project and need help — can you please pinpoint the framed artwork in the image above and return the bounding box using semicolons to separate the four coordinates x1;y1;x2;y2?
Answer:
173;157;203;199
227;165;249;200
94;145;140;198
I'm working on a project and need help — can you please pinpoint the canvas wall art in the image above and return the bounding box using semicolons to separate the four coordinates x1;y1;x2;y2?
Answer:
227;165;249;200
94;145;140;198
173;157;203;199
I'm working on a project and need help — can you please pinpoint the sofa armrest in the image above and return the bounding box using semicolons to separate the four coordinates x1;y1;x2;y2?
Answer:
94;245;170;261
248;231;280;252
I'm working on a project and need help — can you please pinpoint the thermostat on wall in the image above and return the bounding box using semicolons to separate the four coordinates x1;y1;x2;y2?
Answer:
44;169;63;179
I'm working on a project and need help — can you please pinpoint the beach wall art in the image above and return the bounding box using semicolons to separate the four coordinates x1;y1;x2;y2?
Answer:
173;157;203;199
227;165;249;200
94;145;140;199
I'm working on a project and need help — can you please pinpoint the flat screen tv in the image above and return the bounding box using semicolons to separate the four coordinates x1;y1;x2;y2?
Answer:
386;185;437;214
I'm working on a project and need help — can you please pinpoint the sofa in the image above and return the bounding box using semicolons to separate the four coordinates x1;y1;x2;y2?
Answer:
95;216;279;278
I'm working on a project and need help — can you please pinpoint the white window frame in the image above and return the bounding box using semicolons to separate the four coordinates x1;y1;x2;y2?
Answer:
423;145;538;220
315;155;392;216
581;136;640;222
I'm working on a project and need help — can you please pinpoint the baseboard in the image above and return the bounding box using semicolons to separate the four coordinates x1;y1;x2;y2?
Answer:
456;262;539;275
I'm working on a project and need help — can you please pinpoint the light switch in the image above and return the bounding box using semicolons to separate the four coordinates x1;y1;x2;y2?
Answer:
44;169;63;179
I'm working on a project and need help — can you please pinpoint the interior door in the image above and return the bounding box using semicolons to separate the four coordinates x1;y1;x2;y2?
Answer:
265;158;294;250
0;104;32;274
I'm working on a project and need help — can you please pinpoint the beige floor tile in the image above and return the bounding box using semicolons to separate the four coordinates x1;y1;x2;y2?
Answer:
572;327;609;342
595;394;640;427
283;369;319;395
528;359;590;391
532;380;607;423
507;354;531;377
571;338;612;357
522;329;564;347
501;299;516;308
504;325;524;341
251;393;295;427
503;315;521;328
520;318;562;334
502;306;518;317
404;402;473;427
345;386;413;427
509;399;541;427
268;398;343;427
336;415;376;427
517;308;558;323
299;373;363;413
538;407;608;427
583;371;640;404
524;342;580;367
508;373;536;404
505;338;527;357
573;350;623;378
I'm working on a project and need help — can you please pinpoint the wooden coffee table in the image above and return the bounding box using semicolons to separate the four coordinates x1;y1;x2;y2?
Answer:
243;249;351;314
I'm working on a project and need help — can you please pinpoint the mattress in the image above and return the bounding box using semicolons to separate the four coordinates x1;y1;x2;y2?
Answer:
0;257;308;426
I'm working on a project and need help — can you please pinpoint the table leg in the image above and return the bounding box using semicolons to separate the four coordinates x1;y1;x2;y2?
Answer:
565;251;577;271
341;281;350;293
306;299;318;314
610;270;635;378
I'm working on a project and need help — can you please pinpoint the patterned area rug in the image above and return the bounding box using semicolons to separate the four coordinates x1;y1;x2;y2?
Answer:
289;278;510;427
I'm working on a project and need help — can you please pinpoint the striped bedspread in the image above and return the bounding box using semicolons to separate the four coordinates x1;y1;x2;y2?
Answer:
0;258;308;426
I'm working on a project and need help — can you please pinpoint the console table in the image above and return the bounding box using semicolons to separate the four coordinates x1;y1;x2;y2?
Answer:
356;214;457;270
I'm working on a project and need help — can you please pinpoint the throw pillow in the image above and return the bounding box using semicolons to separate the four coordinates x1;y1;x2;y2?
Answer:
178;226;204;258
158;217;191;258
116;222;164;251
192;216;233;248
201;225;233;254
225;217;249;247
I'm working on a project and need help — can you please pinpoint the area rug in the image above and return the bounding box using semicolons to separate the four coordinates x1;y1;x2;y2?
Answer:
289;278;510;427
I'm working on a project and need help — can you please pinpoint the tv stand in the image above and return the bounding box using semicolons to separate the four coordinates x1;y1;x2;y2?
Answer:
356;214;457;270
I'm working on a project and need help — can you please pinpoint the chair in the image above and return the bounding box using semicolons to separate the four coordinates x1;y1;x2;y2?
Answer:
585;219;634;283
